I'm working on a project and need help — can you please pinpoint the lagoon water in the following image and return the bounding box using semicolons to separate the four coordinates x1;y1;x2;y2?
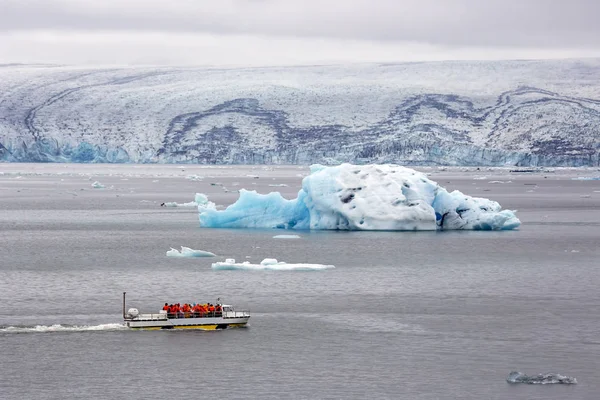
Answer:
1;164;599;400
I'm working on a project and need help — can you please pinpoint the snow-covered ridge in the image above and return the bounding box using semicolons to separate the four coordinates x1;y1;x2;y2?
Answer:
0;60;599;166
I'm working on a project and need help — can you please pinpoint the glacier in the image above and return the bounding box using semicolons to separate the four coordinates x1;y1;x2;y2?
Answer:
0;60;599;166
199;164;520;231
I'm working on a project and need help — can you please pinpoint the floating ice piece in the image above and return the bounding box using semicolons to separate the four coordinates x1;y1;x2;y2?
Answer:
166;246;216;258
273;234;301;239
507;371;577;384
488;181;505;184
571;177;600;181
269;184;289;187
186;174;204;181
163;193;217;209
91;181;105;188
199;164;520;231
212;258;334;271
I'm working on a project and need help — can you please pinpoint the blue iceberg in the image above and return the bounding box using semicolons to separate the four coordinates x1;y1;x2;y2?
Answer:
199;164;521;231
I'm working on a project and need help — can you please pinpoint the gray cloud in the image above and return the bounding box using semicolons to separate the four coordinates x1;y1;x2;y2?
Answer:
2;0;600;48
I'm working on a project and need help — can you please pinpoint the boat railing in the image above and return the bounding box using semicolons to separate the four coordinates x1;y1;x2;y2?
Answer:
126;313;168;321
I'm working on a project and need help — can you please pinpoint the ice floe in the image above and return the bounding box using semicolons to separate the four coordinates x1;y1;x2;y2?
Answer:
273;234;301;239
507;371;577;384
91;181;105;189
163;193;217;209
212;258;334;271
199;164;520;231
166;246;216;258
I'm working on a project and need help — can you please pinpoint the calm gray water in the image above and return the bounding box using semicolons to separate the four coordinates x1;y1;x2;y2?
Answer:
1;164;599;400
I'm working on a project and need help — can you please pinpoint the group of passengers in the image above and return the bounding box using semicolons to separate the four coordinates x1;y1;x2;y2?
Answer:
162;302;222;318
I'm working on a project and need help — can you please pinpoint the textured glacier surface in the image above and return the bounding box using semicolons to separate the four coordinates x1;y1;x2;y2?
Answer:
212;258;335;271
199;164;520;231
1;60;599;166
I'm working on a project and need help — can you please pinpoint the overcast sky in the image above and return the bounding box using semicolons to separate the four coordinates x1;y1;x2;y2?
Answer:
1;0;599;66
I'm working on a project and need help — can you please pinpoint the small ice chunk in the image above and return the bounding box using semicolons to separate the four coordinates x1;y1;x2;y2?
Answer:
212;258;334;271
273;235;301;239
507;371;577;384
166;246;216;258
163;193;217;209
269;184;288;187
91;181;105;189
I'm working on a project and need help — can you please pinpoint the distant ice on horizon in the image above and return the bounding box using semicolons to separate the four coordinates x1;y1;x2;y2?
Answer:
199;163;521;231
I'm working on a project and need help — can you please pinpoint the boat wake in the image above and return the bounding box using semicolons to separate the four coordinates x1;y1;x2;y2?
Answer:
0;323;126;333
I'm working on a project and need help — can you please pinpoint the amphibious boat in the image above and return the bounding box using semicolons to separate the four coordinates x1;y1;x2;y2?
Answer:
122;292;250;330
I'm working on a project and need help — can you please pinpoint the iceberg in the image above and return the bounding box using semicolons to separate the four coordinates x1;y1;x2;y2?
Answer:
273;235;301;239
91;181;105;189
507;371;577;385
212;258;335;271
166;246;216;258
199;164;520;231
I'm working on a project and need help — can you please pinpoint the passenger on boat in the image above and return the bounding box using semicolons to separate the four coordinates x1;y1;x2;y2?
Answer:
162;303;169;311
182;303;191;318
192;303;202;317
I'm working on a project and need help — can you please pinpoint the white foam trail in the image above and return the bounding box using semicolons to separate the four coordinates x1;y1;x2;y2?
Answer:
0;323;126;333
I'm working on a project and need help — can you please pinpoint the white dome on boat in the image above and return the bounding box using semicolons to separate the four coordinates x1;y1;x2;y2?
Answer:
127;308;139;317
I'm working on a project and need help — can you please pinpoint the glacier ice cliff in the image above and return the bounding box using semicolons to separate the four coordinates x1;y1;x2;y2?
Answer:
199;164;520;231
0;61;599;166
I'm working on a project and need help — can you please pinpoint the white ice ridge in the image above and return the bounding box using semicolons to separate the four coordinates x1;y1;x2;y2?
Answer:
166;246;216;258
164;193;217;209
212;258;335;271
199;164;521;231
0;323;126;333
